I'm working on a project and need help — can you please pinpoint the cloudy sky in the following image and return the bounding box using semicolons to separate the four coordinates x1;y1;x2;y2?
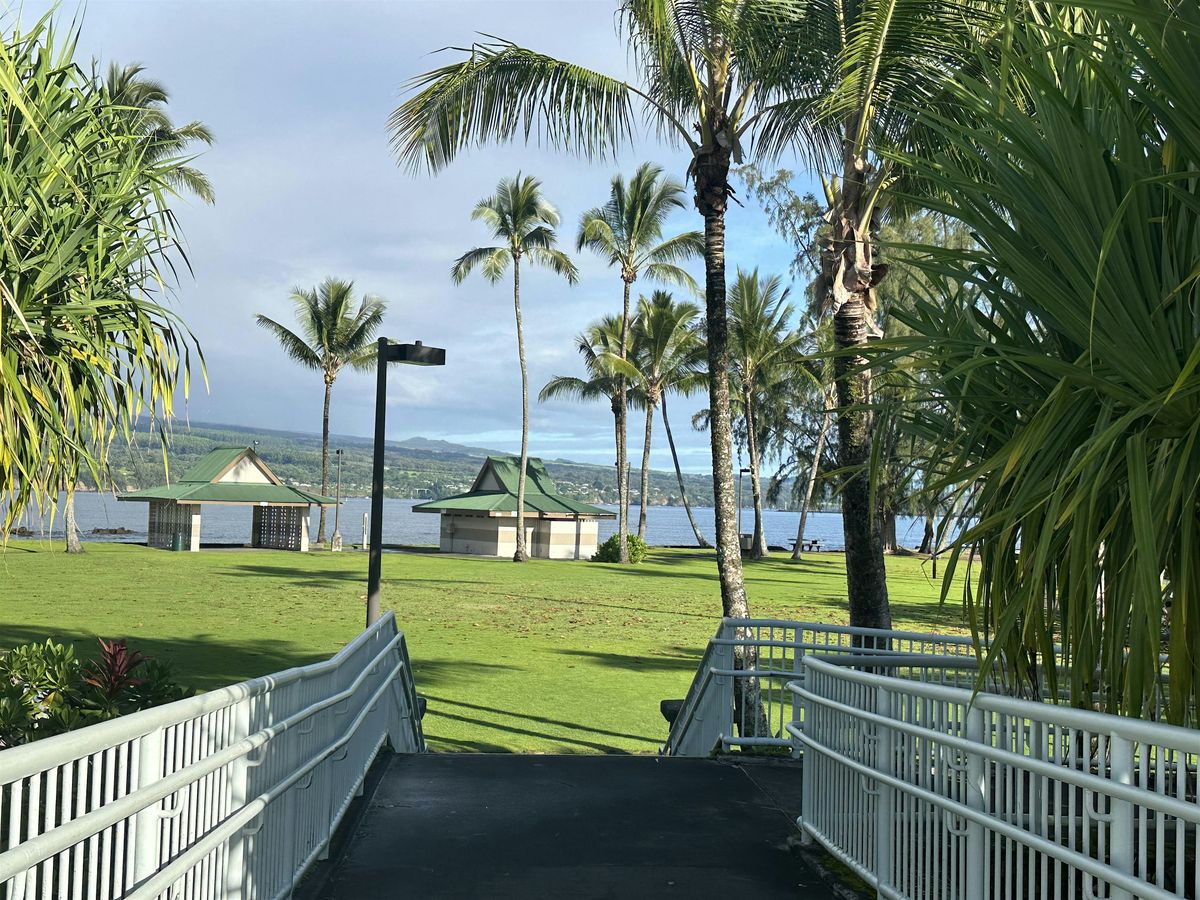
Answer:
17;0;812;472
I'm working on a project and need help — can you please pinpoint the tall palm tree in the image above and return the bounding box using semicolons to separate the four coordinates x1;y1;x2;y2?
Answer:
453;174;578;561
255;279;385;544
389;0;829;620
612;292;706;543
729;270;802;559
57;62;217;556
577;163;703;562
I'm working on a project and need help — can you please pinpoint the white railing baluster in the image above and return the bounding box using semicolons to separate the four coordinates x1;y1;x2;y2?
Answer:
874;683;893;899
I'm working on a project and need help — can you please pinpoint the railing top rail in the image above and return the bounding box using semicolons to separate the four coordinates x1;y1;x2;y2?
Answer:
799;656;1200;750
719;618;975;644
806;653;981;669
0;611;400;780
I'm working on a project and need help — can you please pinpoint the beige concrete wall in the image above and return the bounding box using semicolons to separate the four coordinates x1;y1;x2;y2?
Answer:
440;512;501;555
539;519;599;560
439;513;602;559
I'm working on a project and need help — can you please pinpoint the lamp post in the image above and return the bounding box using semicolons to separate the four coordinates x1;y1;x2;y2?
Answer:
367;338;446;627
331;449;344;552
738;466;750;537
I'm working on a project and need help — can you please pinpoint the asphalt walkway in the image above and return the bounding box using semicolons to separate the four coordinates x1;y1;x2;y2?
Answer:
311;754;842;899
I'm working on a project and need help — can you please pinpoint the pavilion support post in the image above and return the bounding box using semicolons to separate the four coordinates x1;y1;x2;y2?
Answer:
189;508;201;552
300;512;311;552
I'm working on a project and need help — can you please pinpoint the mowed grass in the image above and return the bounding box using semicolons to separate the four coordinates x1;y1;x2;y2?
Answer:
0;542;966;753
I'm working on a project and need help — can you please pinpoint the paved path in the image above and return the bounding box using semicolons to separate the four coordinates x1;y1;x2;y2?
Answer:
311;754;841;899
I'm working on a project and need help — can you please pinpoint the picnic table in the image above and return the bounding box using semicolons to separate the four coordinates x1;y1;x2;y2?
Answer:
790;538;824;553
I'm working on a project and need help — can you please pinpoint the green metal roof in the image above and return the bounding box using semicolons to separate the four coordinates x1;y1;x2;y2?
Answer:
118;447;335;506
413;456;614;518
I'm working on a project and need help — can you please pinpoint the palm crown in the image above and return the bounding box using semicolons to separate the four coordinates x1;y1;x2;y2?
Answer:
539;316;625;407
452;174;578;285
577;163;701;290
255;278;385;381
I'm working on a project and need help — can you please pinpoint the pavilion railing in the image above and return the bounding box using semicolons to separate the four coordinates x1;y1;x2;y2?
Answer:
0;611;423;900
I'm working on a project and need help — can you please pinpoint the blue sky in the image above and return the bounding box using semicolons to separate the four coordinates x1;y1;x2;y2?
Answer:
16;0;812;473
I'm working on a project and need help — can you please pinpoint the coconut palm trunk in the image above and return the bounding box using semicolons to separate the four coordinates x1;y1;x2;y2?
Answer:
64;489;83;554
793;385;834;560
832;147;891;629
661;394;709;548
513;254;530;562
318;378;332;544
637;393;655;539
743;385;768;559
615;280;631;563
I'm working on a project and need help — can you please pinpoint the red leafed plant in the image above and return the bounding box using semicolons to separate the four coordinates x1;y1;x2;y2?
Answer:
83;639;149;712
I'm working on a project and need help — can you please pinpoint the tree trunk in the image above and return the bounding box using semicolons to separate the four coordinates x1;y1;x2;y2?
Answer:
513;254;529;562
317;378;332;544
881;509;898;554
662;393;710;548
64;488;83;554
694;143;748;619
744;385;768;559
918;514;934;554
793;384;833;560
637;394;654;540
615;279;632;563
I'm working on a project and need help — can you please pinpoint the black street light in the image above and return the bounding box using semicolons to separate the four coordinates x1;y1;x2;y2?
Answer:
738;466;751;536
367;338;446;627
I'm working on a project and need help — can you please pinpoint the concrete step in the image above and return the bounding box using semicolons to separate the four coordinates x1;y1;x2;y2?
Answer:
311;753;841;899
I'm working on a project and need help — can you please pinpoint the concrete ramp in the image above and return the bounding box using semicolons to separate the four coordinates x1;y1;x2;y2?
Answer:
311;754;836;898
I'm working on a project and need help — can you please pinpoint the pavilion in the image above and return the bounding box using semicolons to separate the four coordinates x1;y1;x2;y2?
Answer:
119;446;335;551
413;456;615;559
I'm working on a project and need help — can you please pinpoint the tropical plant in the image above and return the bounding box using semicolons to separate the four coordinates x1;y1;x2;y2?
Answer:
255;278;385;543
452;174;578;561
610;291;706;544
882;1;1200;721
0;15;202;539
592;532;648;564
389;0;833;622
727;270;803;559
577;162;703;562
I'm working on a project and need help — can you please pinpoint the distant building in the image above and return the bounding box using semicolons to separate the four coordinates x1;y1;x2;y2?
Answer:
413;456;615;559
119;447;335;551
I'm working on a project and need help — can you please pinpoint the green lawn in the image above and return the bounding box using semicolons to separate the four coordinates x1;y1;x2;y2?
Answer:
0;542;964;753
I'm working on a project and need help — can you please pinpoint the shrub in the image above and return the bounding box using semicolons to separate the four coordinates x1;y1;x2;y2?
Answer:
0;638;193;748
592;533;648;564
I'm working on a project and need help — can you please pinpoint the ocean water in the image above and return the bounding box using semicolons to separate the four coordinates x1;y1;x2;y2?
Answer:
15;491;934;552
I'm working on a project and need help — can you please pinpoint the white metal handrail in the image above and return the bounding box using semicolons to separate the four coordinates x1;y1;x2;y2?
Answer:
0;611;423;900
663;619;978;755
793;657;1200;900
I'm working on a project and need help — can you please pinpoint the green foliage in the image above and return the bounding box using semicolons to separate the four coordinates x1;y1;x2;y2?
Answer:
0;636;192;748
0;15;205;533
883;2;1200;721
592;533;648;564
255;278;386;377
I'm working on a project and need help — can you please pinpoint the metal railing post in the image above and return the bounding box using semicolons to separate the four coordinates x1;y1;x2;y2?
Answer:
223;701;252;900
964;704;986;900
874;684;894;899
1108;734;1135;900
713;638;736;753
131;727;164;885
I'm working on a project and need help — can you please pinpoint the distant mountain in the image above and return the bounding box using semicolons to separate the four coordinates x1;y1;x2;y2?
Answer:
97;420;720;508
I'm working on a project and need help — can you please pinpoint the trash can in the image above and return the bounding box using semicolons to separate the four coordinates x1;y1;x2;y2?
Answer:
171;533;185;552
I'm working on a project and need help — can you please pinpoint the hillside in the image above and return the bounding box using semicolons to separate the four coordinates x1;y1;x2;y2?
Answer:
99;420;719;507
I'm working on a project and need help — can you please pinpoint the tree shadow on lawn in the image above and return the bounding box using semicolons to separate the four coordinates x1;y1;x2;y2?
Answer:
554;647;702;673
420;693;661;752
222;562;494;592
0;623;327;692
537;595;716;621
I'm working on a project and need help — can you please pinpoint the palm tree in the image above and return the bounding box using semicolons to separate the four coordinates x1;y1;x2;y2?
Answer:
540;317;625;509
102;62;215;204
729;270;802;559
453;174;578;561
612;292;706;544
58;62;217;555
389;0;828;620
255;279;385;544
577;163;703;562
